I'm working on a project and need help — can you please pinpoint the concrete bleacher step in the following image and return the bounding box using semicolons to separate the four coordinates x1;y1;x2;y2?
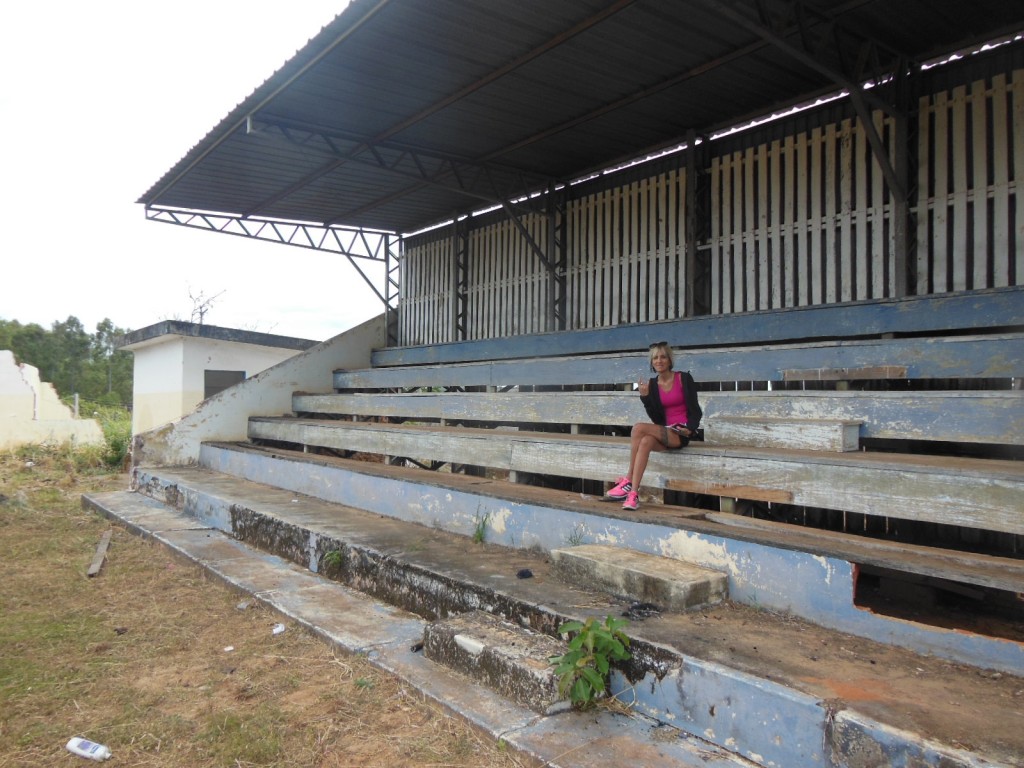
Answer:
201;440;1024;676
81;490;753;768
550;544;728;611
422;610;569;715
704;415;862;452
84;456;1024;768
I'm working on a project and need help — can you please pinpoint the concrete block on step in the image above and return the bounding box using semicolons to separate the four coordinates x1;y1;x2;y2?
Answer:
550;544;727;612
422;611;569;715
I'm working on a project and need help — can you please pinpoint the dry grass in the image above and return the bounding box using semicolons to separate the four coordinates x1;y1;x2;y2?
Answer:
0;448;527;768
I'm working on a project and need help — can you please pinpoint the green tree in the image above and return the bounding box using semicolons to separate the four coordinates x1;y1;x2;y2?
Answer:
89;319;133;405
8;322;51;377
0;316;134;408
50;316;91;397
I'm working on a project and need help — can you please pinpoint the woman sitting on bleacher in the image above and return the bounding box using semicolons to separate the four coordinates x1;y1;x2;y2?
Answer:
606;341;702;511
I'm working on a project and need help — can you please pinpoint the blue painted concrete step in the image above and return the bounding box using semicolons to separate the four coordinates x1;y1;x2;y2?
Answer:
82;489;752;768
87;462;1024;768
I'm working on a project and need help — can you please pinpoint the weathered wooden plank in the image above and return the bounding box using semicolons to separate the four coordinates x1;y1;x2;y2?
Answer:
1013;69;1024;287
809;125;824;305
782;365;907;381
953;84;970;292
796;130;810;306
87;529;113;577
705;513;1024;594
667;480;793;504
749;145;757;311
295;389;1023;446
374;286;1024;368
855;117;868;299
916;93;932;296
782;133;796;308
835;118;851;302
933;89;950;292
972;78;990;290
825;122;839;305
701;390;1024;445
704;416;861;452
248;418;1024;535
991;73;1010;288
769;138;783;309
871;111;887;299
347;333;1024;390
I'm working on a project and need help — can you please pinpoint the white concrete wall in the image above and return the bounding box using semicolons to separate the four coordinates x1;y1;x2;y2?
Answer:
131;334;311;435
0;350;104;449
131;337;187;435
133;314;386;467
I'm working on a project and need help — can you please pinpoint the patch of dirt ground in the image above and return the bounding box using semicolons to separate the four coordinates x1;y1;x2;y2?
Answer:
0;452;527;768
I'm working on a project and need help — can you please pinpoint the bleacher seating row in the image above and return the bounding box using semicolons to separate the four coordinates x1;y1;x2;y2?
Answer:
262;290;1019;505
246;287;1023;602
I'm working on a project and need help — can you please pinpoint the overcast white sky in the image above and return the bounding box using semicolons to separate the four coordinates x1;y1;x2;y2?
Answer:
0;2;383;342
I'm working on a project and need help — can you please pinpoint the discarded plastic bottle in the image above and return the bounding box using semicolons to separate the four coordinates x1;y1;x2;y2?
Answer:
65;737;112;761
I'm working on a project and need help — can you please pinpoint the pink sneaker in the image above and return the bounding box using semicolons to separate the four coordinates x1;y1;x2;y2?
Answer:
606;476;632;501
622;491;640;510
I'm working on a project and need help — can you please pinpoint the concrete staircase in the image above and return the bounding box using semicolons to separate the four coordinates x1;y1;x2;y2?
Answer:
83;442;1024;768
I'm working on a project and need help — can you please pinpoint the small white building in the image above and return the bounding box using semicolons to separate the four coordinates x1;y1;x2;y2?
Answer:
0;350;104;449
118;321;318;435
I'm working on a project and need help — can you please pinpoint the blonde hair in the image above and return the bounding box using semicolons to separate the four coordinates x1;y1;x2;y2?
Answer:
648;341;674;372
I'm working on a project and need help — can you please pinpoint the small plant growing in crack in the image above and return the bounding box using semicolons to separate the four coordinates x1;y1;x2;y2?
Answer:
566;523;587;547
550;615;631;710
472;508;491;544
321;549;344;578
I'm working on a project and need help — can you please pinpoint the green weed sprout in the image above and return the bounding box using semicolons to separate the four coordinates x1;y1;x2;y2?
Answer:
550;615;631;709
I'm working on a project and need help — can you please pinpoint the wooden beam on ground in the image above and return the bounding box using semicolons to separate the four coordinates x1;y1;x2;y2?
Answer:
87;530;113;577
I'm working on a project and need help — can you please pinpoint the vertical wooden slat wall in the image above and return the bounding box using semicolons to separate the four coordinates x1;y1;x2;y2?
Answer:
710;115;896;313
399;237;453;346
916;70;1024;294
399;70;1022;344
565;170;685;329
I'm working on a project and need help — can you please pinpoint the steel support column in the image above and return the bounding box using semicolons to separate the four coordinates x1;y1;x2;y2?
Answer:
451;217;471;341
687;133;713;317
546;184;568;332
386;233;401;346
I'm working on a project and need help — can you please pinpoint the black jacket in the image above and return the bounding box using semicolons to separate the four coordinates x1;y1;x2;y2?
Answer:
639;370;702;443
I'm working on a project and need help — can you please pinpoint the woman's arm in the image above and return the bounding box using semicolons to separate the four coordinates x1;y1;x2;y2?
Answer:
639;377;665;424
682;371;702;430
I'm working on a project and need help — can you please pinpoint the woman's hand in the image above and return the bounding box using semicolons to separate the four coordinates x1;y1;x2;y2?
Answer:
637;379;650;397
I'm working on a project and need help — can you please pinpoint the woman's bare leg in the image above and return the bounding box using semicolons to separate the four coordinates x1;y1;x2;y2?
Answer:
626;423;680;489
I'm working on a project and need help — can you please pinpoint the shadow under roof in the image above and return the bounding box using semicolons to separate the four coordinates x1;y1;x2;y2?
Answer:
139;0;1024;236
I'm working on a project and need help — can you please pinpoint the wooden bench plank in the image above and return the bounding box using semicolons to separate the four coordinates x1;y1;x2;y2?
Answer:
701;390;1023;446
705;512;1024;594
294;389;1024;446
372;286;1024;367
337;333;1024;389
248;418;1024;535
782;365;906;381
703;416;861;451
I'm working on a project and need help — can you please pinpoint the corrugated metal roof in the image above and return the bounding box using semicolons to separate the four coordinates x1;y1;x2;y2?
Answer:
139;0;1024;235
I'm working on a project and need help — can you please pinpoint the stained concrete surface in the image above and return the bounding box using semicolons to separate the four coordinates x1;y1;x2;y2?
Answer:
85;465;1024;767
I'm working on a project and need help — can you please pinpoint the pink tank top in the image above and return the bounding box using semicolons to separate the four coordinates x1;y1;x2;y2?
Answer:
659;372;689;425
